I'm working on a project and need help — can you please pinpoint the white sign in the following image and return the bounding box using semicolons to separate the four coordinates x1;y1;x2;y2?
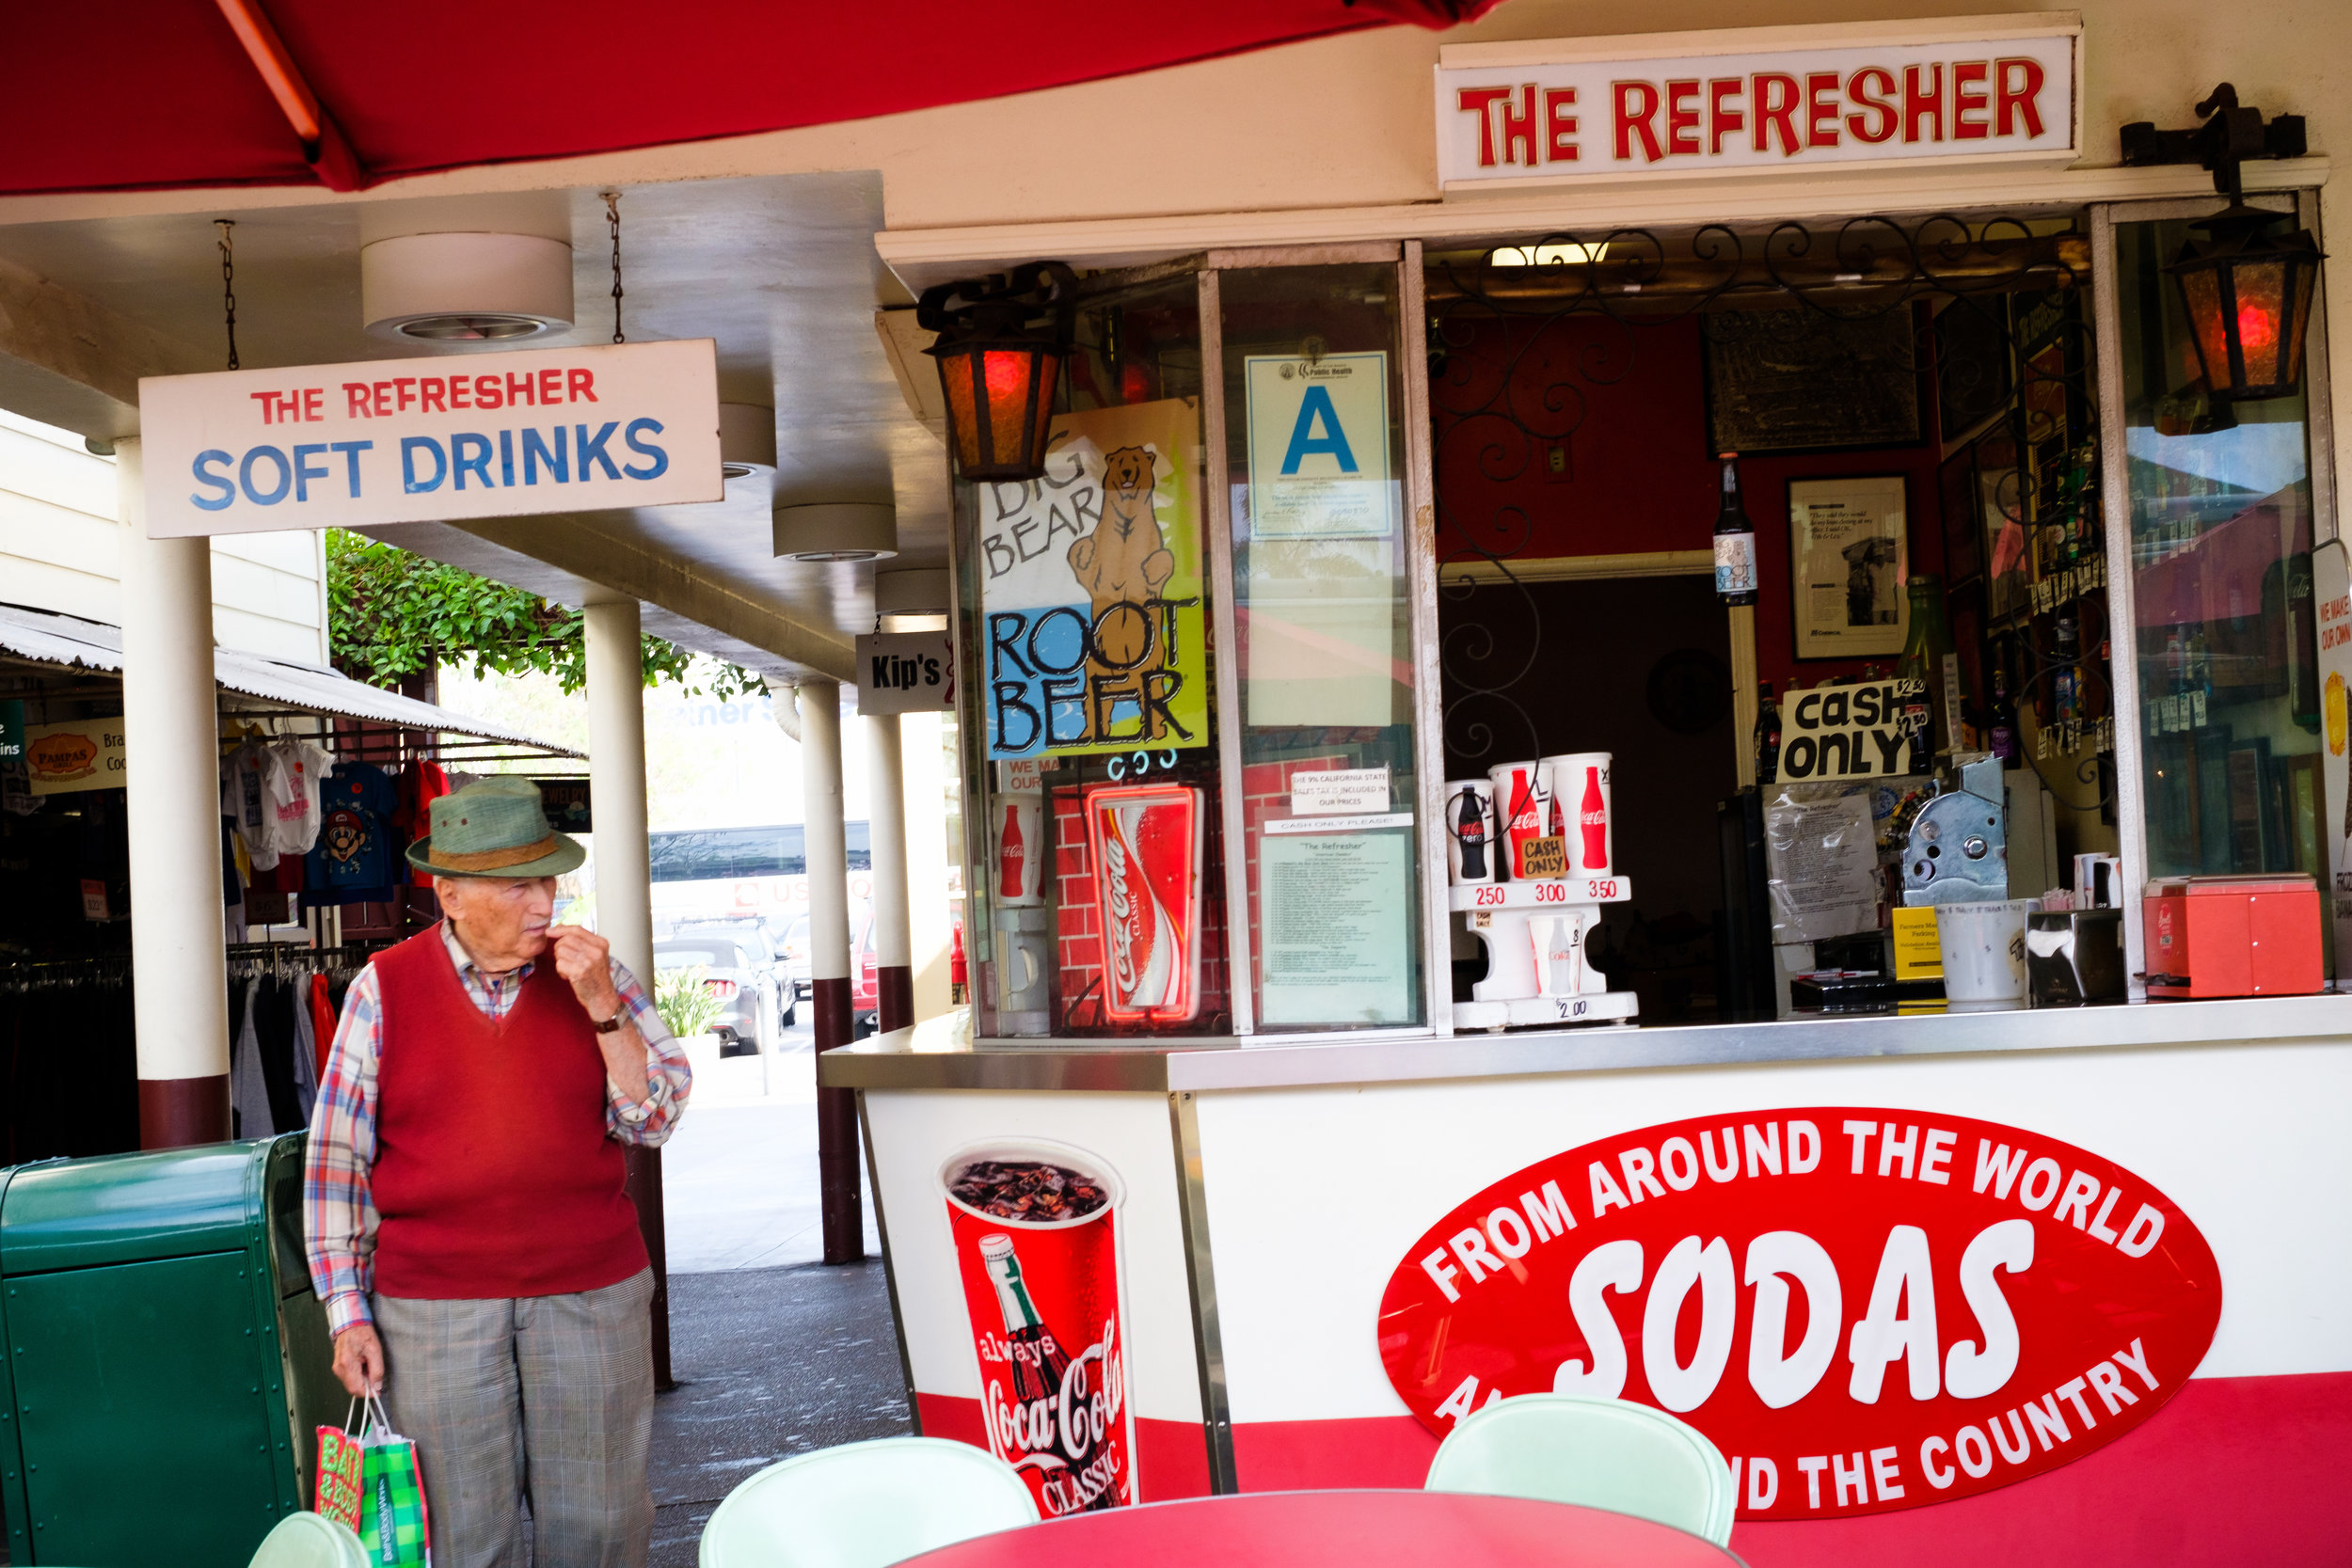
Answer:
856;630;957;716
1291;766;1391;816
1259;831;1415;1024
138;339;723;538
1436;17;2078;190
1244;354;1395;539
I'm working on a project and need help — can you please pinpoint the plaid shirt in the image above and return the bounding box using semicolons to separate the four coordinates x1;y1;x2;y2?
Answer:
303;924;691;1334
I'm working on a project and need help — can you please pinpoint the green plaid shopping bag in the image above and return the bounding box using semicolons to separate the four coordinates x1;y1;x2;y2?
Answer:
356;1394;433;1567
313;1399;367;1529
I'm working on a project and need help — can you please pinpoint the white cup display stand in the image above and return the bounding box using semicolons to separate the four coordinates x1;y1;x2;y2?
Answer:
1451;876;1640;1031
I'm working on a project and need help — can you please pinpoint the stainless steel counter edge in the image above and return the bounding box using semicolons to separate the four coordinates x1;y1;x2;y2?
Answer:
818;992;2352;1093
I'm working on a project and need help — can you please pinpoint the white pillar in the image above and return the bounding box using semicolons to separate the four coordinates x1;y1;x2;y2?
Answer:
117;436;233;1146
866;713;913;1032
900;710;952;1022
583;597;653;983
801;680;862;1263
583;594;672;1385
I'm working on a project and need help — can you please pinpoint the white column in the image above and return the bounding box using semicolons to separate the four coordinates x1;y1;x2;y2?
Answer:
866;712;912;1031
117;436;233;1145
803;683;850;989
900;710;952;1021
583;596;653;983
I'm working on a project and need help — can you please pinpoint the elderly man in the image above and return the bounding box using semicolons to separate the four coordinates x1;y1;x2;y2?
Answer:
305;776;691;1568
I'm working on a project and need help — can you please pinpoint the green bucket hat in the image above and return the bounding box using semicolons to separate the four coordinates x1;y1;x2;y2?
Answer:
405;776;586;879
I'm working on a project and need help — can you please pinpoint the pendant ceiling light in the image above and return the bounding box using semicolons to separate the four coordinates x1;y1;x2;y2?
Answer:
359;195;575;342
719;404;777;483
875;567;949;629
915;261;1077;482
774;502;898;562
2122;85;2323;402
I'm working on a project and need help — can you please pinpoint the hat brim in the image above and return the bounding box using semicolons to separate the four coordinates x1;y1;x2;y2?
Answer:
405;832;587;880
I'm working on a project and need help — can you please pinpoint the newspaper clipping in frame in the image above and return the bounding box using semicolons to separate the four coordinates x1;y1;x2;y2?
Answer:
977;400;1208;761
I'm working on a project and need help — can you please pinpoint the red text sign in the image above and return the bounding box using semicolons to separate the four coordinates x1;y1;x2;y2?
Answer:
1378;1108;2219;1518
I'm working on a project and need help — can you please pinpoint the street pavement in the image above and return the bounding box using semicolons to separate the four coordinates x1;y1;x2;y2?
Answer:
648;1018;910;1564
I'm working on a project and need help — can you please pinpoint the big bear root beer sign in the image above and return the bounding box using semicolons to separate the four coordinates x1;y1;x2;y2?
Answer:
1377;1109;2220;1519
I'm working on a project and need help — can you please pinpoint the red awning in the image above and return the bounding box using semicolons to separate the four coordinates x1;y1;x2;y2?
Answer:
2;1;1503;197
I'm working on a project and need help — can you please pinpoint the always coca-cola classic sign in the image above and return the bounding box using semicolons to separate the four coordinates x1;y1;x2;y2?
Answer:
1378;1109;2219;1519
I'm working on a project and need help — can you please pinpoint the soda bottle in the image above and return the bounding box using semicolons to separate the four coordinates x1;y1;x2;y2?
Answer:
998;801;1026;899
1579;766;1608;873
1712;452;1757;607
1755;682;1782;784
978;1233;1120;1513
1455;788;1489;880
1897;575;1953;767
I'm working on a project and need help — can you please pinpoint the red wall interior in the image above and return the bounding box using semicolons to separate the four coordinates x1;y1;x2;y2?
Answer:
1432;311;1950;698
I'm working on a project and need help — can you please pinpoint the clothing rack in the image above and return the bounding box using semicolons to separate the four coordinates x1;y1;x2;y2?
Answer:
226;941;389;974
0;954;134;994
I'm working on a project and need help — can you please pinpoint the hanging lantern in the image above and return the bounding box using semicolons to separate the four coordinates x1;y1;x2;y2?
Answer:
915;261;1077;482
2166;204;2325;402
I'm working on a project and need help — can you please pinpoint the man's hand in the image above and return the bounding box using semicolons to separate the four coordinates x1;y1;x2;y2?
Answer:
550;926;622;1022
333;1323;387;1397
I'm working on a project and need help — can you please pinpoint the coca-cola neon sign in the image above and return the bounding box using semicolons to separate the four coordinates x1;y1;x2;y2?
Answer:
1377;1109;2220;1518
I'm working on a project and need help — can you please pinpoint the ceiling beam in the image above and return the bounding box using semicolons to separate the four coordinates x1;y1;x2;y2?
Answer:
0;252;215;439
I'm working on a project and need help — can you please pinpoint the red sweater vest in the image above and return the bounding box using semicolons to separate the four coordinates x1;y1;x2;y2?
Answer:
370;927;647;1300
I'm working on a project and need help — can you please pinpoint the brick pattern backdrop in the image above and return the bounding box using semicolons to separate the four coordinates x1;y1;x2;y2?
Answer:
1049;779;1232;1033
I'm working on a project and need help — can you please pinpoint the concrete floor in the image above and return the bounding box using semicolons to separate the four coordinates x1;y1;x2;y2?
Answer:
646;1020;910;1564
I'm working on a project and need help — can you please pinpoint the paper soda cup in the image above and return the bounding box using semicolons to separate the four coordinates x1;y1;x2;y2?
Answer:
1542;752;1613;879
1445;779;1499;885
942;1139;1136;1516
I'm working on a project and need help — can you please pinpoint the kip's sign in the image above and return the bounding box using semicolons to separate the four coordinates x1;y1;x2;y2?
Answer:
1378;1108;2218;1519
138;339;722;537
1436;17;2079;191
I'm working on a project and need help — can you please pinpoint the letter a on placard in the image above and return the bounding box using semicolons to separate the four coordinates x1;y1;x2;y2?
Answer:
1280;384;1360;475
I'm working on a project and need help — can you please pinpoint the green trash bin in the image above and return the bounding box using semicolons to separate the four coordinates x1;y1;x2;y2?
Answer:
0;1134;341;1567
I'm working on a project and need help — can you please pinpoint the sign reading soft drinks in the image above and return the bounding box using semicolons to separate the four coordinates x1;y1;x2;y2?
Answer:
1378;1108;2218;1519
1436;18;2078;191
138;339;722;537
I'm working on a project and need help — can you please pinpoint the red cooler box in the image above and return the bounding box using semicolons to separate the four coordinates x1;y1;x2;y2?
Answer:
2144;874;2322;998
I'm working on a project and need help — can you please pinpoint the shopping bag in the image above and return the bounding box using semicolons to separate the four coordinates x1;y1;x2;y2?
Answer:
356;1395;433;1568
313;1398;366;1529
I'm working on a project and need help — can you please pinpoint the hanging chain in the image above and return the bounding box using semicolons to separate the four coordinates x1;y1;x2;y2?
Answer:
602;191;626;344
215;219;240;371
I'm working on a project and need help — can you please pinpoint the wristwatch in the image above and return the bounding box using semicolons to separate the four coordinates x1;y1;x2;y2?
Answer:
594;1008;627;1034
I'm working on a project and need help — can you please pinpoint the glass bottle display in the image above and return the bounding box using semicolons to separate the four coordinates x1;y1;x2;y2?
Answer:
1712;452;1757;607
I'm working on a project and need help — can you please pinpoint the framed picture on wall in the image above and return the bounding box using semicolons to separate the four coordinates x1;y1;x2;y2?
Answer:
1703;309;1924;455
1788;474;1910;660
1939;441;1981;586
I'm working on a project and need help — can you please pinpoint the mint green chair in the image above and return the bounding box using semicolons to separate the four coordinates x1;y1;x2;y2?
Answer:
248;1512;370;1568
700;1436;1041;1568
1424;1393;1736;1546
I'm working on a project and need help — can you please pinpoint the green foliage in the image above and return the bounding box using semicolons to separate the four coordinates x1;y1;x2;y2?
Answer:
656;963;725;1039
326;530;768;699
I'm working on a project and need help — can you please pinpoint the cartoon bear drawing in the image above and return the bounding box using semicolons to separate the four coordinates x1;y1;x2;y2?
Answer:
1067;444;1174;671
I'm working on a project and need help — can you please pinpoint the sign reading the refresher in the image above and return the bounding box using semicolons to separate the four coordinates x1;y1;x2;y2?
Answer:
1436;18;2079;191
977;399;1207;761
1244;353;1394;539
138;339;723;538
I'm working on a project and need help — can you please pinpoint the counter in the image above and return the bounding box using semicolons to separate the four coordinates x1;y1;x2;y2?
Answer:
828;1001;2352;1566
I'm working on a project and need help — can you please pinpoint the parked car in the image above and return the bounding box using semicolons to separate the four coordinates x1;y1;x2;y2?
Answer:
675;916;794;1028
654;932;781;1056
851;913;878;1037
771;912;811;1006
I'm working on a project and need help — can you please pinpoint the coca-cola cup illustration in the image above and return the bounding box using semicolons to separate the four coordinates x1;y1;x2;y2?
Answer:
996;792;1045;907
1486;760;1549;881
1543;752;1613;877
942;1139;1136;1517
1445;779;1498;886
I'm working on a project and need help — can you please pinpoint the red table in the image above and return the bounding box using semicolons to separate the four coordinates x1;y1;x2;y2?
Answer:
895;1490;1744;1568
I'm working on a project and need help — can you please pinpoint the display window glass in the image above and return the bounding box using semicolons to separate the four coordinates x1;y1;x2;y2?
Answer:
1216;263;1427;1031
2115;207;2329;888
954;275;1236;1037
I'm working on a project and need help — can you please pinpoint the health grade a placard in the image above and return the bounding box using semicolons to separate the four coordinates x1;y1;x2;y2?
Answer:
977;399;1208;761
137;339;722;537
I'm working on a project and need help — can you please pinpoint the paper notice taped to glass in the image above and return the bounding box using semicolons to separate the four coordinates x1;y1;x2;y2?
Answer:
1765;793;1881;943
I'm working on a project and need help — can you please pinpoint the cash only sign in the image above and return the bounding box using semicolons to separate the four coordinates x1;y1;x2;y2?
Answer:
1378;1109;2220;1520
138;340;722;536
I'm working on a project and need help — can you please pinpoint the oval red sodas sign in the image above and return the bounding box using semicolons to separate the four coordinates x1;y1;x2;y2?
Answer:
1378;1109;2220;1519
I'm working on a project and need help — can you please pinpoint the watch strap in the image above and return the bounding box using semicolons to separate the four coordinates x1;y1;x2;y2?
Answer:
594;1009;626;1034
